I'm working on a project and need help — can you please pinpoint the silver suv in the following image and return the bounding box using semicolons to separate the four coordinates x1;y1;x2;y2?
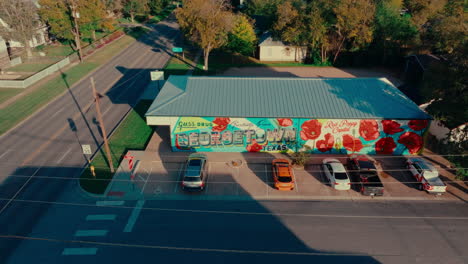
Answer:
181;154;208;191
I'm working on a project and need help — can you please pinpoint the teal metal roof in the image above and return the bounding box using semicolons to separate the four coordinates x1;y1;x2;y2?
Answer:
145;76;432;120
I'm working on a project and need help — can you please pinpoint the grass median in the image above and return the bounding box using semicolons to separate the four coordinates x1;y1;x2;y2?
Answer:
80;100;153;194
0;29;146;136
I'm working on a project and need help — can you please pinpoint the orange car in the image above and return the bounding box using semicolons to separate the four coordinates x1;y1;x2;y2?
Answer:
272;159;295;191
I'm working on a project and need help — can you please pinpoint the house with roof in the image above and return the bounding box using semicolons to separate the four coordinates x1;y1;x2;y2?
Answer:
258;32;306;62
0;0;48;66
146;76;432;154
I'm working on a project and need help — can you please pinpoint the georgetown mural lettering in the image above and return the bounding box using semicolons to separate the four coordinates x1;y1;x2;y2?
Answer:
171;117;429;154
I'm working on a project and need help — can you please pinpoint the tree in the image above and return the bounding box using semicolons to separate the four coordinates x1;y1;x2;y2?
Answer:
122;0;148;22
374;1;417;64
244;0;283;30
273;1;309;62
421;49;467;129
226;14;257;56
332;0;375;63
176;0;234;71
0;0;41;57
104;0;123;16
403;0;447;29
79;0;114;41
306;2;329;64
423;0;467;54
148;0;169;15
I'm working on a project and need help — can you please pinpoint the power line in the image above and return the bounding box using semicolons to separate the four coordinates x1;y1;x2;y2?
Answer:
0;197;466;220
0;172;467;185
0;234;418;256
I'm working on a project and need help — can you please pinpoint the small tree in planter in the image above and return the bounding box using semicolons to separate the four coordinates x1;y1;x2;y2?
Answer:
292;145;311;168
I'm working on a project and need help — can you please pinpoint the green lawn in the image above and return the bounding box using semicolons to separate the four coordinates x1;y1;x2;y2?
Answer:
80;100;154;194
0;88;23;104
7;62;55;73
0;63;99;135
193;50;329;75
35;45;75;57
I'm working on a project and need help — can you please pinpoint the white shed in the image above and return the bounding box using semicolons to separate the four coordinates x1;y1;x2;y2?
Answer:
258;32;306;62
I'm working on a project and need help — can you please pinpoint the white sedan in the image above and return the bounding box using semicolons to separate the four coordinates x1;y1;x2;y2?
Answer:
322;158;351;190
406;157;446;195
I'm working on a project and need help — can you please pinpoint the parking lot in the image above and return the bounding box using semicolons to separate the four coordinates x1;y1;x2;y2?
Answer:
106;150;464;201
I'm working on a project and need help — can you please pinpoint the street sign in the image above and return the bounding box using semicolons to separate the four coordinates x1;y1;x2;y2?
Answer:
150;71;164;81
172;47;183;53
82;144;92;155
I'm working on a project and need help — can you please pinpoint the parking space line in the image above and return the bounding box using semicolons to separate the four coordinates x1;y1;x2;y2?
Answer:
140;171;149;194
123;200;145;233
265;164;269;197
62;248;98;256
96;200;124;206
294;169;300;193
86;214;116;221
74;230;108;237
173;163;184;193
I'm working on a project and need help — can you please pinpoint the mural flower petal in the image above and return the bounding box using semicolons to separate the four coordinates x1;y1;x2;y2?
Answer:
381;120;404;135
359;120;379;141
408;120;428;131
300;119;322;140
342;134;363;152
375;137;397;154
398;132;423;154
246;139;263;152
277;118;293;127
316;133;335;152
212;117;230;132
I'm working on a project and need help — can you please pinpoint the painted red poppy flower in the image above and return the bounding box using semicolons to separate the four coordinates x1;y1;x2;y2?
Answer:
382;120;404;135
212;117;230;132
316;133;334;152
277;118;293;127
359;120;380;141
342;134;363;152
398;132;423;154
246;139;263;152
408;120;428;131
300;119;322;140
375;137;396;154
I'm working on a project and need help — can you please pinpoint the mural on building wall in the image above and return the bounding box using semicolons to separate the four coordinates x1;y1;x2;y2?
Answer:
171;117;428;155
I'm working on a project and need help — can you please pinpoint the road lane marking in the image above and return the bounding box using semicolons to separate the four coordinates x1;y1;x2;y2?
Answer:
123;200;145;233
62;248;98;256
75;230;108;237
50;108;64;119
96;200;124;206
0;150;10;160
56;148;72;164
86;214;116;221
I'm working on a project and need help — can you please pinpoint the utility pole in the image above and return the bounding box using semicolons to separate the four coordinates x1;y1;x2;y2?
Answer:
91;77;114;173
69;0;83;62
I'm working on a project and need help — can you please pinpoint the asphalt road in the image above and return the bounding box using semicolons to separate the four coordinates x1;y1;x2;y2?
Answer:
0;15;182;261
3;200;468;264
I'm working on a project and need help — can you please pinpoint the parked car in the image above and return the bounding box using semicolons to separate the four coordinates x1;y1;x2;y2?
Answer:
347;155;384;196
322;158;351;190
272;159;295;191
406;157;446;195
181;154;208;191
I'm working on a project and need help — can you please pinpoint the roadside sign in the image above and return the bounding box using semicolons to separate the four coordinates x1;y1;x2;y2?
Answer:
172;47;183;53
150;71;164;81
82;144;92;155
